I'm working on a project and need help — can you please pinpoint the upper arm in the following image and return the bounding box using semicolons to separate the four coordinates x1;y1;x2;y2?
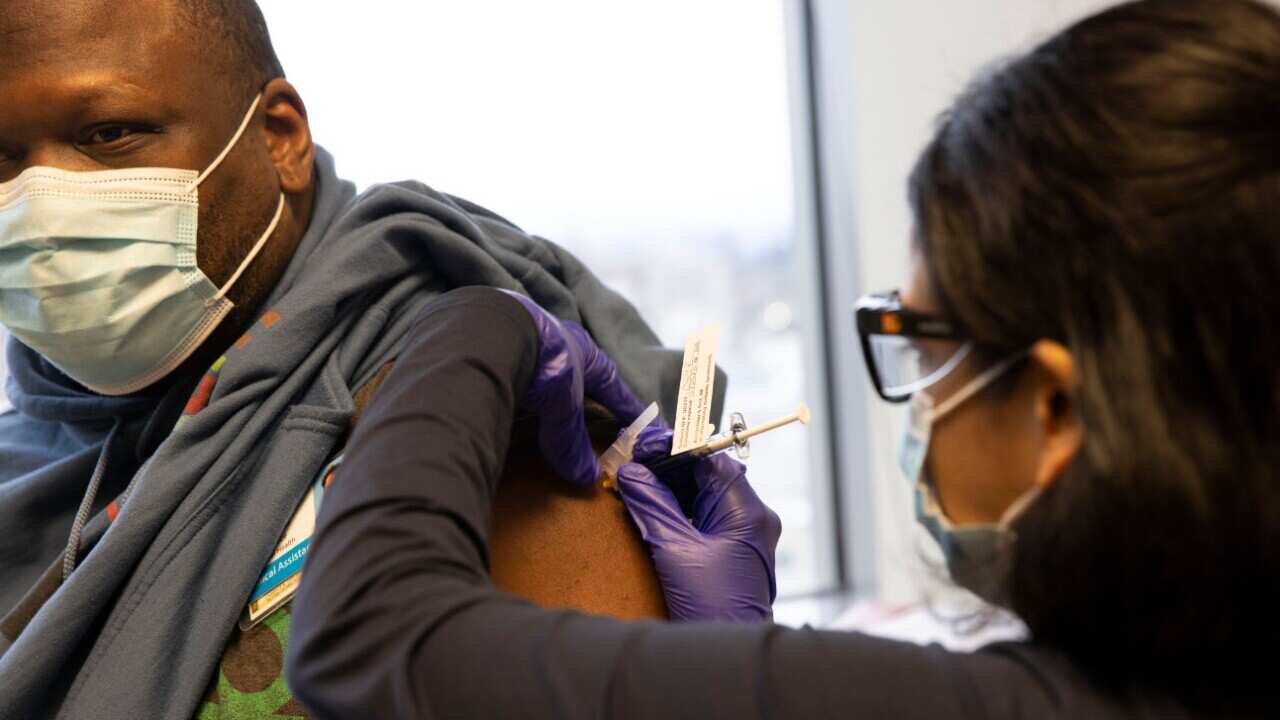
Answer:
489;410;667;620
347;347;667;621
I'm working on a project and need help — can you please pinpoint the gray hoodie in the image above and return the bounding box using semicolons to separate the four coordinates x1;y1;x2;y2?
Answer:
0;148;716;719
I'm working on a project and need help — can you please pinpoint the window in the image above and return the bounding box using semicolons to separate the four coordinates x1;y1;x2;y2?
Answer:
0;327;8;414
260;0;839;595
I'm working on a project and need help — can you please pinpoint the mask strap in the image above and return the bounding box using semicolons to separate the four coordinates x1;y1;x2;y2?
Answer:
997;483;1044;531
206;193;286;306
897;342;973;398
915;477;955;528
183;93;265;195
930;350;1027;422
917;461;1045;532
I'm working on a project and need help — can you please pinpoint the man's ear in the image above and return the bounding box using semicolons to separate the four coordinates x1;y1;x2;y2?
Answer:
260;78;314;195
1028;339;1084;488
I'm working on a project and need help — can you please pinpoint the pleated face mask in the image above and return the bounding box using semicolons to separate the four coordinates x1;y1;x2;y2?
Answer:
0;93;285;395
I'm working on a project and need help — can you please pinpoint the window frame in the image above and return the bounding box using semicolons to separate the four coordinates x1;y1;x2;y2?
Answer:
782;0;878;601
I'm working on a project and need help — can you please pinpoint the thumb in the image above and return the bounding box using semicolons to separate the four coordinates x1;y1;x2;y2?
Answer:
616;463;700;548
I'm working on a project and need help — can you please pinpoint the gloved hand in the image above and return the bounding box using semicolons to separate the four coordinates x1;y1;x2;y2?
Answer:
500;290;648;486
617;426;782;622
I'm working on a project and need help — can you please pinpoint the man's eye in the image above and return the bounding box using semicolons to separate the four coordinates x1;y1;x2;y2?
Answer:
87;126;133;144
83;125;147;146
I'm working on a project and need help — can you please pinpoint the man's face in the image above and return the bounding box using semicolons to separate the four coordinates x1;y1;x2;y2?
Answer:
0;0;313;386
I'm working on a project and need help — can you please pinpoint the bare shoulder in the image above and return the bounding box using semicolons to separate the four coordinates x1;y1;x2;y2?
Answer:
351;365;667;620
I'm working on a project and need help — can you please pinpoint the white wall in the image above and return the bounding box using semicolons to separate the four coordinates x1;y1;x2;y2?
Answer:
840;0;1120;605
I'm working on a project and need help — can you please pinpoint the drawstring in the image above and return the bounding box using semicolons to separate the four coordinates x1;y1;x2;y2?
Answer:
62;419;123;582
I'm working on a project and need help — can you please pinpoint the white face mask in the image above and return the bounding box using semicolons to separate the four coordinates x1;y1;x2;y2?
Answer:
0;93;285;396
898;348;1041;604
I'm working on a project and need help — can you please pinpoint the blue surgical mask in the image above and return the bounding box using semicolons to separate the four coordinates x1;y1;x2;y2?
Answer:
898;348;1040;605
0;94;285;396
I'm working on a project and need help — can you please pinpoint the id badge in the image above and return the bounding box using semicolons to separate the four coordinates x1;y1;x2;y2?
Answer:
239;455;343;631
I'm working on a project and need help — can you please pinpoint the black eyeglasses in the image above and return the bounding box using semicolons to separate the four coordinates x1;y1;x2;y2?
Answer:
854;291;969;403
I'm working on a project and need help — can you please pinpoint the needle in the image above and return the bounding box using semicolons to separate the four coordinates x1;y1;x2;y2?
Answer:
646;403;811;475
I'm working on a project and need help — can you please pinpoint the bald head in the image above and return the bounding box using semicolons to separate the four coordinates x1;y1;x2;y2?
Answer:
176;0;285;99
0;0;284;106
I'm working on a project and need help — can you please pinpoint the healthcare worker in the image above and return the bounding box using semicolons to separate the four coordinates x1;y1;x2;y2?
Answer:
287;0;1279;717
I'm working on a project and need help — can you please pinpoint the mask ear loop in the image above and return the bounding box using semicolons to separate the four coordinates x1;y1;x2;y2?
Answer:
205;193;286;307
996;483;1044;532
931;350;1027;421
894;342;974;399
179;92;286;308
914;350;1028;525
926;348;1043;535
183;92;264;195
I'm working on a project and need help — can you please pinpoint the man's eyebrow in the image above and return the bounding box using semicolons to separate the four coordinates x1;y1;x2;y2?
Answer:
43;79;162;114
64;76;151;99
0;80;171;137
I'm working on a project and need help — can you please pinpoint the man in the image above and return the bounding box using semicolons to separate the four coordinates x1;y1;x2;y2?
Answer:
0;1;713;717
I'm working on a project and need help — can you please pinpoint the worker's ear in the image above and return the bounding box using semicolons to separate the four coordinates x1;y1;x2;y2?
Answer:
260;78;314;195
1027;340;1083;488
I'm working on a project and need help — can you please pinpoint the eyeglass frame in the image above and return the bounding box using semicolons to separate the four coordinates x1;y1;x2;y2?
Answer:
854;290;968;403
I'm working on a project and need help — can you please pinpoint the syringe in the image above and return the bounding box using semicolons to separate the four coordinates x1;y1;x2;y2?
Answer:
646;404;811;475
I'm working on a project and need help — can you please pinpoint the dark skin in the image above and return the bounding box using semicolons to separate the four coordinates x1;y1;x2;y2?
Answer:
0;0;316;392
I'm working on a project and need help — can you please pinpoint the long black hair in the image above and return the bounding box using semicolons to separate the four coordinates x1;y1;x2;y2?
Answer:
909;0;1280;701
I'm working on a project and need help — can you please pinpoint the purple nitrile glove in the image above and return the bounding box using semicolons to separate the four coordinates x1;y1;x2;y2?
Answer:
499;289;649;486
617;427;782;622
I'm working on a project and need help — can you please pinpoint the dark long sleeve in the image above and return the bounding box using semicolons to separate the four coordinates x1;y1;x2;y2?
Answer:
285;286;1176;720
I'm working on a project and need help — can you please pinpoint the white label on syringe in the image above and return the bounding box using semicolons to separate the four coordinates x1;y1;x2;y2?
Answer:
672;323;720;454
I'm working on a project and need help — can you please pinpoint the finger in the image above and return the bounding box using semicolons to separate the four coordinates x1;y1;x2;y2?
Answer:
693;453;746;494
616;463;701;546
631;424;673;465
562;322;648;423
690;462;781;602
535;371;599;487
630;426;700;512
691;455;763;535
